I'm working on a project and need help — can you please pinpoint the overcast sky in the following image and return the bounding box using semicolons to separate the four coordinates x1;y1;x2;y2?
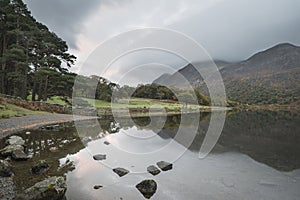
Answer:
24;0;300;85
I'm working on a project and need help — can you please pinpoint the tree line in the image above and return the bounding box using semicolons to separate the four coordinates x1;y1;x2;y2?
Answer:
0;0;76;101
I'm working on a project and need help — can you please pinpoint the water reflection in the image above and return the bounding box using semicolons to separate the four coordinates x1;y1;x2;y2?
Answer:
67;110;300;200
0;123;84;193
0;110;299;199
80;111;300;171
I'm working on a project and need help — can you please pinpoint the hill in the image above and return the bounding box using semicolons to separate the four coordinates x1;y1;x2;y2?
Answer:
153;43;300;105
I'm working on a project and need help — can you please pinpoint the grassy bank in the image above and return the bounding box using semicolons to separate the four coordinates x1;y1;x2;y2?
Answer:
0;102;46;118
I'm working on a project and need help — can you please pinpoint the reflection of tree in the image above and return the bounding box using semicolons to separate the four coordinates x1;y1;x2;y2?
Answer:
0;124;85;192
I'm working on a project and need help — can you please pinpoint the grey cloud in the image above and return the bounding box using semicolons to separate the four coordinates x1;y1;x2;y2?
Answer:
24;0;105;49
169;0;300;61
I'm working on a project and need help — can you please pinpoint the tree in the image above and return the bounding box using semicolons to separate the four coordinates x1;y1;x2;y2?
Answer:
0;0;76;100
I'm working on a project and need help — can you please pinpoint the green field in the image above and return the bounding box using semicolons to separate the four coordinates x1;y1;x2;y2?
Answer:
0;102;46;118
1;95;213;118
81;97;211;117
83;97;206;109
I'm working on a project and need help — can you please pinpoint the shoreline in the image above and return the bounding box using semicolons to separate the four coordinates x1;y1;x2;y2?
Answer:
0;114;98;138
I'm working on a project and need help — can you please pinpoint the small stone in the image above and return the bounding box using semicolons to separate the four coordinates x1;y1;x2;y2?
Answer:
45;124;60;131
58;159;75;172
93;154;106;161
25;131;31;135
147;165;160;176
136;179;157;199
157;161;172;171
113;168;129;177
0;145;24;157
82;137;92;144
104;141;110;145
49;147;59;152
31;160;49;174
6;136;25;146
11;149;28;161
4;157;11;162
93;185;103;189
0;160;13;177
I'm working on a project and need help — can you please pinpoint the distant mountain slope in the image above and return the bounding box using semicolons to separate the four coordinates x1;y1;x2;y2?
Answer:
153;43;300;105
153;60;230;87
222;43;300;104
153;73;172;85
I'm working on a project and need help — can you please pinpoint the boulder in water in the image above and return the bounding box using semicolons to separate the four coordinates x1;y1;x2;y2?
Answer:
31;160;50;174
157;161;172;171
147;165;160;176
113;168;129;177
136;179;157;199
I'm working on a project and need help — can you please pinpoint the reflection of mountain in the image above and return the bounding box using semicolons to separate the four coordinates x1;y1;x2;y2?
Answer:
219;111;300;171
156;111;300;172
73;112;300;171
154;43;300;105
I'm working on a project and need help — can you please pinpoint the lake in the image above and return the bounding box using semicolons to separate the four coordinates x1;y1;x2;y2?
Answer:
1;110;300;200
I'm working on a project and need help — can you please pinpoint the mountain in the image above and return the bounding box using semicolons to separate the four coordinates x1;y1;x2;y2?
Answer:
153;43;300;105
153;60;230;88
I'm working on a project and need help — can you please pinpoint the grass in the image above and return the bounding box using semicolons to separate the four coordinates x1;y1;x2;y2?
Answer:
0;102;46;118
84;98;206;109
81;97;212;117
20;94;217;118
27;95;71;106
47;96;71;105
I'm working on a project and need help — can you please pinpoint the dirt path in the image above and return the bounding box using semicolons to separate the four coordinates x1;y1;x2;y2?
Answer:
0;114;97;138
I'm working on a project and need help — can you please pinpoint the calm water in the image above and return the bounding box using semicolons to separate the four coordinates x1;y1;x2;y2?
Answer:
1;110;300;200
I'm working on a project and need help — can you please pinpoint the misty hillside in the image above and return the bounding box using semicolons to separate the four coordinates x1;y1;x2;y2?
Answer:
153;60;230;87
153;43;300;105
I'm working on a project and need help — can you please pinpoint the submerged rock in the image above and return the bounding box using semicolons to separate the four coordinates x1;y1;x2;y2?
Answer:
136;179;157;199
93;185;103;189
0;145;24;157
49;146;59;153
11;149;28;161
58;159;75;172
0;160;13;177
113;168;129;177
93;154;106;161
6;136;25;146
31;160;49;174
1;136;28;161
157;161;172;171
17;176;67;200
147;165;160;176
104;141;110;145
45;124;61;131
